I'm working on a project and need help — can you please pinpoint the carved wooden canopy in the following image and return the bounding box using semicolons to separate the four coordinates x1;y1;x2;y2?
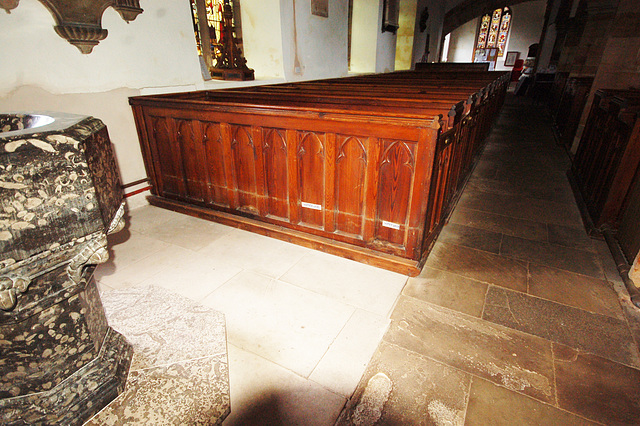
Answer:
0;0;143;54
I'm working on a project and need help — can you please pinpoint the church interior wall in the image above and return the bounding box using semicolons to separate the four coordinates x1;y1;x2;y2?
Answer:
395;0;419;70
444;17;478;63
375;1;398;73
444;1;546;70
0;0;357;205
347;0;379;73
410;0;446;66
279;0;349;80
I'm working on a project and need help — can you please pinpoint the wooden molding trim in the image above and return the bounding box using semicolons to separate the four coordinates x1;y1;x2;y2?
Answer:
147;195;424;277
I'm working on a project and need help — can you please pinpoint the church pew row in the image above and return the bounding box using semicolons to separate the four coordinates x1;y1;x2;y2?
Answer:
414;62;491;72
129;70;509;275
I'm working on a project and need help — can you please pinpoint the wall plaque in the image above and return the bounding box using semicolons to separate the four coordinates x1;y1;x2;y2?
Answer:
311;0;328;17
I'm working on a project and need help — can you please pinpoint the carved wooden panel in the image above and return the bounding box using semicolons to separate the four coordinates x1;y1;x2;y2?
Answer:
202;121;229;207
335;135;368;236
230;125;258;213
376;140;415;246
130;70;509;274
176;119;207;202
427;140;453;234
149;116;182;197
297;132;325;228
261;128;289;220
572;90;640;230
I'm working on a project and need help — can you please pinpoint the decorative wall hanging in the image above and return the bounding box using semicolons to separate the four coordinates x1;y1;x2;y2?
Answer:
382;0;399;33
311;0;328;17
419;6;430;62
1;0;144;54
189;0;254;81
504;51;519;67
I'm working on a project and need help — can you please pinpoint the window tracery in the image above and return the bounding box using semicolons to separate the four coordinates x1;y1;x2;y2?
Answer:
189;0;253;80
474;7;512;58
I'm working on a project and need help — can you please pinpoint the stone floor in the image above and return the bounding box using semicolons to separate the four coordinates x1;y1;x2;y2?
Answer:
87;286;230;425
338;95;640;425
86;94;640;425
88;199;408;424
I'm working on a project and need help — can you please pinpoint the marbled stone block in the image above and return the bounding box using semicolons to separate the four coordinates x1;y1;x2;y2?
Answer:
0;111;132;425
0;115;122;267
0;271;132;425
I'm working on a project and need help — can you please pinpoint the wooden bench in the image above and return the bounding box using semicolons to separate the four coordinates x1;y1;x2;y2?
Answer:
130;70;508;275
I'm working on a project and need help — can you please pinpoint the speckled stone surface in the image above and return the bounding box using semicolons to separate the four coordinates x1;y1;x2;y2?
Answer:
0;115;122;265
0;267;108;398
0;113;132;425
88;286;230;425
0;273;133;426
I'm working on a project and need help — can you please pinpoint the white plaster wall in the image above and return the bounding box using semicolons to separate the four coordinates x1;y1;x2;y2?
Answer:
279;0;349;81
0;0;352;190
0;0;202;96
350;0;381;73
446;17;478;63
349;0;398;74
496;1;545;70
241;0;286;79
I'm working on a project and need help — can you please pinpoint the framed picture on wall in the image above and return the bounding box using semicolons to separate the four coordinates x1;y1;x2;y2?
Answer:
505;51;519;67
311;0;328;17
382;0;400;33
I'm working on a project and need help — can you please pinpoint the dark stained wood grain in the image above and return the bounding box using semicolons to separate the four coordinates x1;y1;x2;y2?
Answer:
230;124;258;214
571;89;640;231
202;121;229;207
297;132;326;228
335;135;368;236
262;128;289;220
376;140;415;247
176;119;207;202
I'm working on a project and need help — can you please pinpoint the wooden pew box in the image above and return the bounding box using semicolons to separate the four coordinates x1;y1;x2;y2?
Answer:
130;73;507;276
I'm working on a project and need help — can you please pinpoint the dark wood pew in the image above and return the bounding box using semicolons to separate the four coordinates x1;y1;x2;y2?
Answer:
130;70;508;275
414;62;490;72
554;76;594;149
570;89;640;234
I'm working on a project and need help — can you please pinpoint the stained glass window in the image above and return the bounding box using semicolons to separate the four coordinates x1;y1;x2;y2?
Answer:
476;14;490;49
190;0;232;61
497;8;511;56
474;7;512;58
487;8;501;48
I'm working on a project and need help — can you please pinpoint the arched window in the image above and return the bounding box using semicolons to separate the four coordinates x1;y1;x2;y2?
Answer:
189;0;253;80
190;0;226;60
475;7;512;58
